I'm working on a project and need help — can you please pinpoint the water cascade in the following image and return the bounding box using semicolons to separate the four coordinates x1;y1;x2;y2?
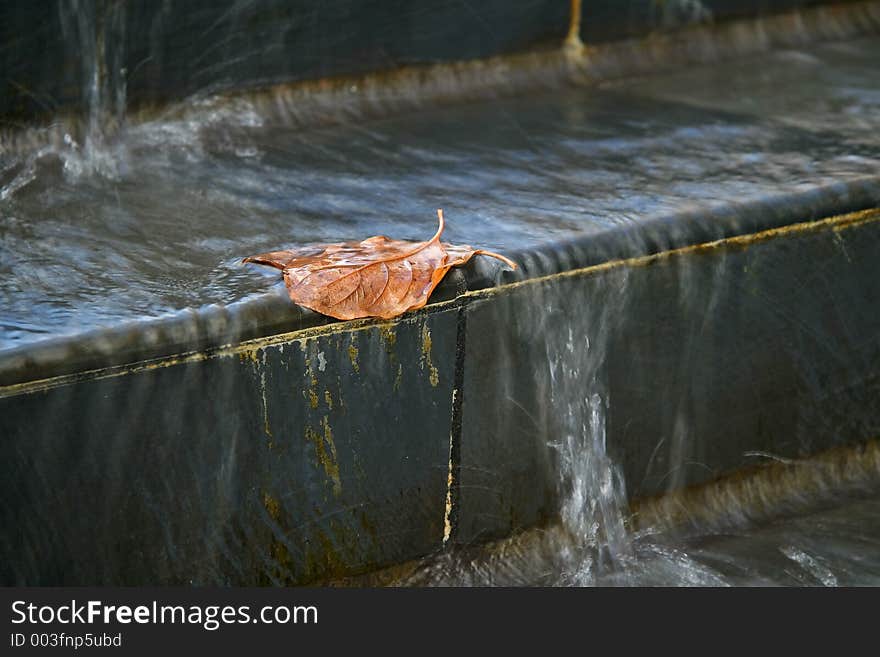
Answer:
2;1;880;586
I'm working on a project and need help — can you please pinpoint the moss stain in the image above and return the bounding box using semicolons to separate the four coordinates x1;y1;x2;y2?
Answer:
394;363;403;392
262;491;293;580
302;524;351;584
305;417;342;497
379;326;397;348
301;344;320;410
347;335;360;373
419;322;439;387
240;348;274;441
238;348;261;366
336;375;345;409
380;326;403;392
263;491;282;521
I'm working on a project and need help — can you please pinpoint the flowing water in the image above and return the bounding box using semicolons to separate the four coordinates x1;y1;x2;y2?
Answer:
2;10;880;586
391;267;880;587
395;308;880;586
2;37;879;350
398;491;880;586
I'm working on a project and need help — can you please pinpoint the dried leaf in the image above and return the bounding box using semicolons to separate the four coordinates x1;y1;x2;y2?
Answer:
243;209;516;320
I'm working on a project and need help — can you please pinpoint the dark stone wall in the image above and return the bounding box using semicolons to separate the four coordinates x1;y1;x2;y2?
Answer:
0;1;861;122
0;0;569;123
580;0;854;43
0;310;458;585
2;210;879;583
455;211;880;545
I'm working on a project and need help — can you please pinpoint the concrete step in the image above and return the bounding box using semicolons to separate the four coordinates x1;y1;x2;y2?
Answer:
1;11;879;585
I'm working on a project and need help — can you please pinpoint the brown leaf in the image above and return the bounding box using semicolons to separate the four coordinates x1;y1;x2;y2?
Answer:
243;209;517;320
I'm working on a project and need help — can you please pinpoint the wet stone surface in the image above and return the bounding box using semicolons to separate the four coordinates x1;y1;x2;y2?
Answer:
2;37;880;351
3;31;880;585
0;309;457;585
455;213;880;544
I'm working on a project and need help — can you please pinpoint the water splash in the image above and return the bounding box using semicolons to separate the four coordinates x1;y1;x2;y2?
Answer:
391;242;880;586
547;276;633;585
779;546;839;587
1;2;129;201
58;0;128;179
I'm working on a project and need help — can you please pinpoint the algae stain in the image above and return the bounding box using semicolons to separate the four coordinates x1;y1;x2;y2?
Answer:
347;337;360;374
324;390;333;410
419;322;439;387
379;326;397;348
262;490;293;581
302;526;349;583
301;343;320;410
335;375;345;409
263;491;282;521
380;326;403;392
262;378;274;441
394;363;403;392
241;347;273;440
305;417;342;497
238;348;261;367
359;511;380;545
